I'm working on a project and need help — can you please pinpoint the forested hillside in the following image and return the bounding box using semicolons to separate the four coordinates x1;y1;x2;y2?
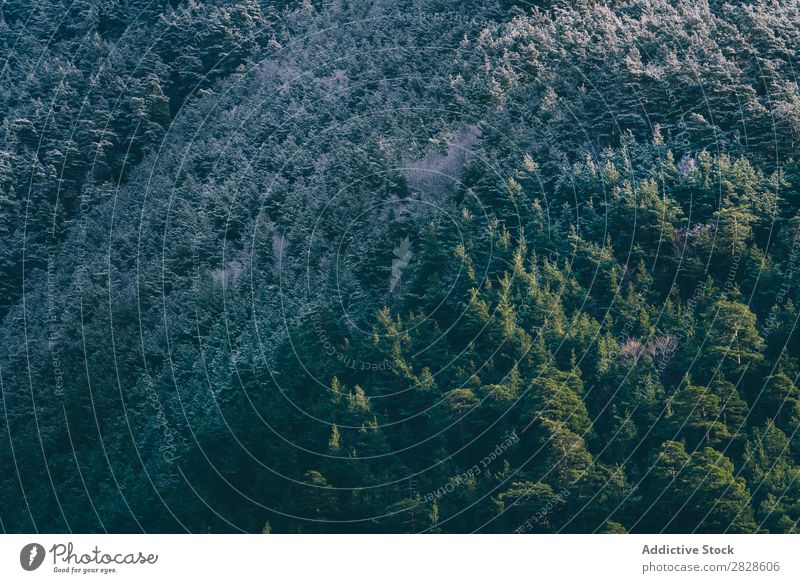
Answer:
2;0;800;533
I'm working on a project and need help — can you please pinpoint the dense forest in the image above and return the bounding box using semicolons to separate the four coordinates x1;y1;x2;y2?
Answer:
2;0;800;533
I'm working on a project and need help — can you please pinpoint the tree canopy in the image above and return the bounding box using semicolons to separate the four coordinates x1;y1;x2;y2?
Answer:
1;0;800;533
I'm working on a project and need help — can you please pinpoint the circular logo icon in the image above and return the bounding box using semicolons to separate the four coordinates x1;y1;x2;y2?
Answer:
20;543;46;571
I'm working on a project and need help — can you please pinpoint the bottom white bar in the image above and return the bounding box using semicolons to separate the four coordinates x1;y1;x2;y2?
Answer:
0;535;796;582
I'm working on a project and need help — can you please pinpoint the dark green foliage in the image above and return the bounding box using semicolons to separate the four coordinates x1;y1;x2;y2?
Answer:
1;0;800;534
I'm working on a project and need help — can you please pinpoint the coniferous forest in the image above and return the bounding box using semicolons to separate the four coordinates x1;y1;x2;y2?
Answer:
2;0;800;534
